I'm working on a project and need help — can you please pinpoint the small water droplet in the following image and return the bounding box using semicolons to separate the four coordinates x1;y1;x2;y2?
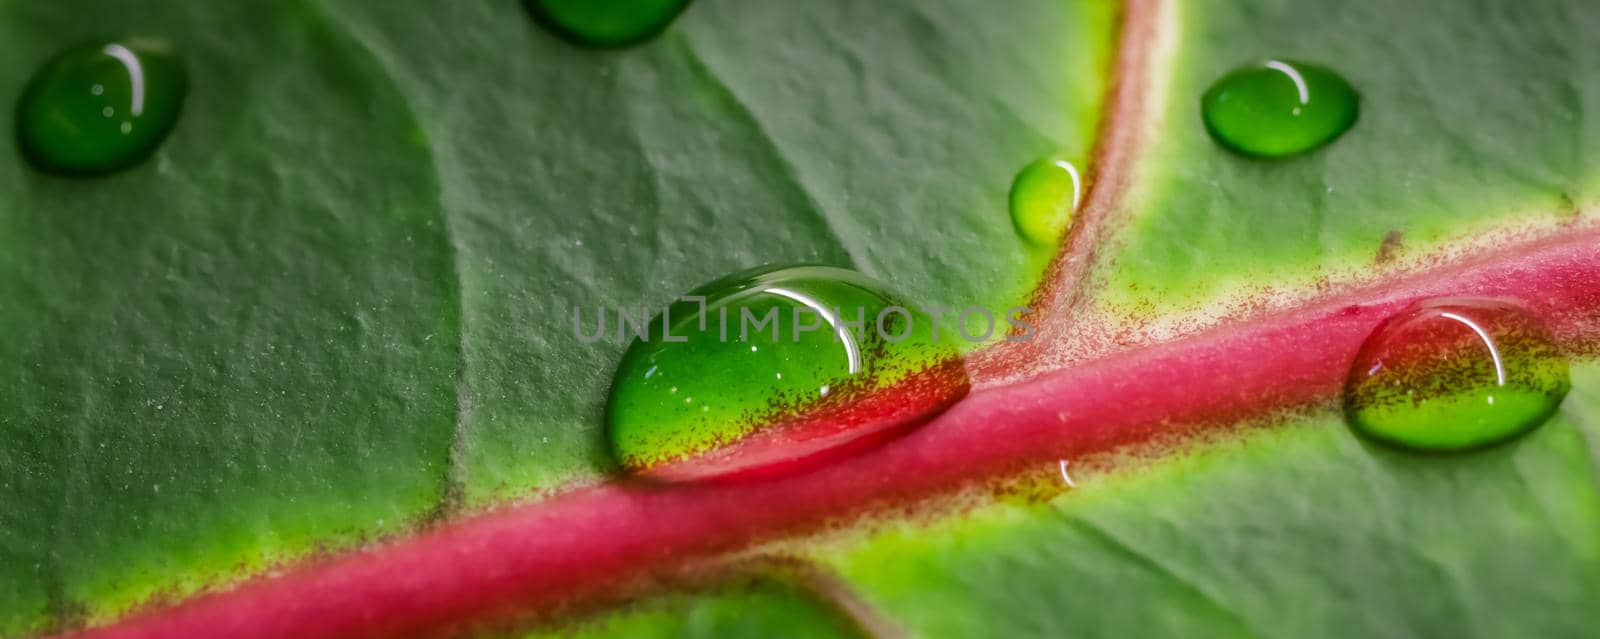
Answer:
607;265;969;482
1201;59;1358;158
17;38;187;175
1009;156;1082;246
1344;297;1570;452
526;0;691;48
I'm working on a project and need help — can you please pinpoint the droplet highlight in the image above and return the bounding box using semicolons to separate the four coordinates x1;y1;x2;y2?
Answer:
1344;297;1570;452
1009;157;1082;247
16;38;187;175
1201;59;1358;158
606;265;969;482
526;0;691;48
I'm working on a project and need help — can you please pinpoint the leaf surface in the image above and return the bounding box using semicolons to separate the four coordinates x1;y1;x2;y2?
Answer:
313;0;1114;499
514;0;1600;636
1091;0;1600;326
0;0;1114;633
814;363;1600;638
5;0;1600;636
0;2;461;630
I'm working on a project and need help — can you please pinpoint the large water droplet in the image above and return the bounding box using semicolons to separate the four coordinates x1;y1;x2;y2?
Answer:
17;39;187;175
1344;297;1570;452
526;0;691;48
1201;59;1358;158
1009;156;1082;247
606;265;969;482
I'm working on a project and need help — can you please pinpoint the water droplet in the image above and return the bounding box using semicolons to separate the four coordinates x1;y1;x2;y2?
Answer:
1009;156;1082;247
1344;297;1570;452
1201;59;1358;158
526;0;691;48
606;265;969;482
17;38;187;175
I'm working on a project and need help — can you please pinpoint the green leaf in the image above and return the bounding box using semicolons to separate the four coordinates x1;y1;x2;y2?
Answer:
314;0;1114;500
514;572;866;639
817;362;1600;638
6;0;1600;636
0;2;460;630
0;0;1114;632
799;0;1600;635
497;0;1600;636
1093;0;1600;320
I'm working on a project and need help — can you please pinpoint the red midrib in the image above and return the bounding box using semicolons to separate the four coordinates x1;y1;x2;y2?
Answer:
70;226;1600;639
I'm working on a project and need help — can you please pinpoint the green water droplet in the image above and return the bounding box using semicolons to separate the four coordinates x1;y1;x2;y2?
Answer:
16;38;187;175
605;265;969;482
1344;297;1570;452
526;0;691;48
1009;157;1082;247
1201;59;1358;158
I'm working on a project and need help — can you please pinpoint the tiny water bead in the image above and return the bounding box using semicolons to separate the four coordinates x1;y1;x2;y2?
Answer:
605;265;969;482
1201;59;1358;158
1344;297;1570;452
16;38;187;175
1009;157;1082;247
526;0;691;47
